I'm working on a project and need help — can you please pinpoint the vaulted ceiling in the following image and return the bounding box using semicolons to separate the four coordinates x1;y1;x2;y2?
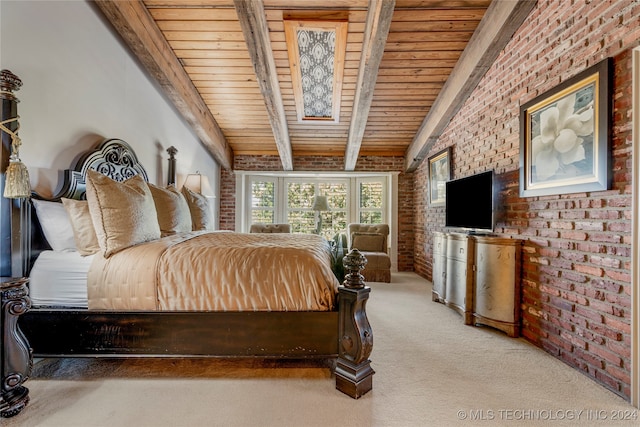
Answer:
94;0;535;172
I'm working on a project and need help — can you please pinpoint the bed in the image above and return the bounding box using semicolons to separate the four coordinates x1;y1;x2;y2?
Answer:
17;139;374;399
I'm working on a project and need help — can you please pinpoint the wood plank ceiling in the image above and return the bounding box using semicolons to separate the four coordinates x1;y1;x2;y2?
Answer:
95;0;536;171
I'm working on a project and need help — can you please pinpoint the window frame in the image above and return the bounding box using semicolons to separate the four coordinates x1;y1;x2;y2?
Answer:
248;175;278;225
356;176;387;225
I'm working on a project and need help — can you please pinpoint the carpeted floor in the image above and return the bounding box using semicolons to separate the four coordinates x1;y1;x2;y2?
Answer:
4;272;636;426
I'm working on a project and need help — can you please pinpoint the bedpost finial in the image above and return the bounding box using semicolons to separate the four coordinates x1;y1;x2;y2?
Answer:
342;249;367;289
0;70;22;101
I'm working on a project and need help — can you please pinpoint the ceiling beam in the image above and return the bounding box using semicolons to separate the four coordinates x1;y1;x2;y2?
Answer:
344;0;395;171
94;0;233;170
404;0;537;172
234;0;293;171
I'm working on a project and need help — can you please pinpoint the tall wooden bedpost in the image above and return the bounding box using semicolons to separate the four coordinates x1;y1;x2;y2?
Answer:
0;70;29;278
336;248;374;399
0;71;32;418
167;146;177;186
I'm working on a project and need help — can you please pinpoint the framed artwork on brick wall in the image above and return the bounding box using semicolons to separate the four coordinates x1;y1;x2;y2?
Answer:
428;147;452;206
519;58;612;197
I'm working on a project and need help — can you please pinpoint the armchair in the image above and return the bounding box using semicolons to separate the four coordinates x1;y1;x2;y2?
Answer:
347;223;391;283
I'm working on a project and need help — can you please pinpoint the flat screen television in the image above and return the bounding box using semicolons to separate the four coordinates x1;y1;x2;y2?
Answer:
445;170;495;232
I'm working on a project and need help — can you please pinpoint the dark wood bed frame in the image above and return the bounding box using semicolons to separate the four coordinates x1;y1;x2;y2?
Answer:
16;139;375;399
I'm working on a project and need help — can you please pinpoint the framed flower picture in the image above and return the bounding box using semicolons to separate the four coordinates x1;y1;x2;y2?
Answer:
428;147;452;206
519;58;612;197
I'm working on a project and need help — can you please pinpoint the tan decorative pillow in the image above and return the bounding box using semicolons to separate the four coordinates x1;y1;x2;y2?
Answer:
181;185;213;231
351;232;386;252
148;183;192;236
86;170;161;257
61;198;100;256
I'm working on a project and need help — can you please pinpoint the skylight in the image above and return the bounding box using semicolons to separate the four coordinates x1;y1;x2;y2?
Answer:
284;19;347;123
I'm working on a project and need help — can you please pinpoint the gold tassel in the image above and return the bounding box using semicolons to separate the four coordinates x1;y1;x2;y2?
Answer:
4;156;31;198
1;116;31;199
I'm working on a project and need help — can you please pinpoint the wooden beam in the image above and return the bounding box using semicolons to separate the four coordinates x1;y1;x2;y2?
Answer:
404;0;537;172
345;0;395;171
93;0;233;170
234;0;293;171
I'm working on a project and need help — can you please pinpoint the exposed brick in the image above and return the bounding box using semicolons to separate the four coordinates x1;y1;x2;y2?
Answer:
605;270;631;282
590;344;623;367
573;264;604;277
605;363;630;384
603;315;631;336
594;369;623;394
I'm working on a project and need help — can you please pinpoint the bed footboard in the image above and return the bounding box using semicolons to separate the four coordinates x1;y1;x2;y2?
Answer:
19;311;339;358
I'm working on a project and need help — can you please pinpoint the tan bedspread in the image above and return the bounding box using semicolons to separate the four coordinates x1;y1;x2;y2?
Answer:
87;232;339;311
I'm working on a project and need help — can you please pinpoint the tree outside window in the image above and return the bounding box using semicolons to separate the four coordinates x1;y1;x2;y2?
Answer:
359;180;383;224
251;180;275;223
287;182;316;234
319;182;348;239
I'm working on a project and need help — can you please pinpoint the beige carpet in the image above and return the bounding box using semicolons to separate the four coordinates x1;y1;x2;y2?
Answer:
4;272;636;427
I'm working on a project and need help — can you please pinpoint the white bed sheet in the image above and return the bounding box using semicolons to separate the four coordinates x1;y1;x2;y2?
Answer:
29;250;93;308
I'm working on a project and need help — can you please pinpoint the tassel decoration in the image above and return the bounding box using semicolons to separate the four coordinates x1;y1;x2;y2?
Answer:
4;155;31;199
1;116;31;199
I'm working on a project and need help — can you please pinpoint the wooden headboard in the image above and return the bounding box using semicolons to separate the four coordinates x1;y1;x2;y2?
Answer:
26;138;172;274
49;138;149;201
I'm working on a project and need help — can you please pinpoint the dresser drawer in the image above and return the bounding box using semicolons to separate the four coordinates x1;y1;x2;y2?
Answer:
445;233;468;262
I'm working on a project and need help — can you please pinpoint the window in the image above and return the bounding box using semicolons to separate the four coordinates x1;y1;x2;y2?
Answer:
283;179;349;238
250;177;276;224
286;181;316;234
284;18;348;123
358;178;384;224
238;171;395;239
320;181;349;238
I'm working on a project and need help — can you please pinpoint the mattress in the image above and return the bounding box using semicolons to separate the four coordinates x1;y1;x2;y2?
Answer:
28;250;94;308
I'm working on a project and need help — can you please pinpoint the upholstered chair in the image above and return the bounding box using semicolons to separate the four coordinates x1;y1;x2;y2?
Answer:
347;223;391;283
249;223;291;233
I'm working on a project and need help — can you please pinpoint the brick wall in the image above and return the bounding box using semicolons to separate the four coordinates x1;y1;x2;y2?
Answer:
219;155;414;271
414;0;640;399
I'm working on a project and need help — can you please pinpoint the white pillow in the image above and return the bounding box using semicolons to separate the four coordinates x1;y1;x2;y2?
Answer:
32;199;77;252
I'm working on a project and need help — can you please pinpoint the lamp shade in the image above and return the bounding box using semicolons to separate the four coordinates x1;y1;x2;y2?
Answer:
183;172;214;196
311;195;330;211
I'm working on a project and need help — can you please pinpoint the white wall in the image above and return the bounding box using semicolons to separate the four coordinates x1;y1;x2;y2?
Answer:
0;0;220;206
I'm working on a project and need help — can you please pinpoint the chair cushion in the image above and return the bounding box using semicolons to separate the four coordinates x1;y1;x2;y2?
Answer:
360;251;391;269
351;232;386;252
348;224;389;235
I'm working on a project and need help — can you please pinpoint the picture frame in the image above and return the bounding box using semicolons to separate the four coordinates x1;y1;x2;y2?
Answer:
428;147;452;206
519;58;612;197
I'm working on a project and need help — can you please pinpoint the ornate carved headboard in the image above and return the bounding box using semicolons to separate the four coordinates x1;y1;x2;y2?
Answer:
51;138;149;201
26;139;172;274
